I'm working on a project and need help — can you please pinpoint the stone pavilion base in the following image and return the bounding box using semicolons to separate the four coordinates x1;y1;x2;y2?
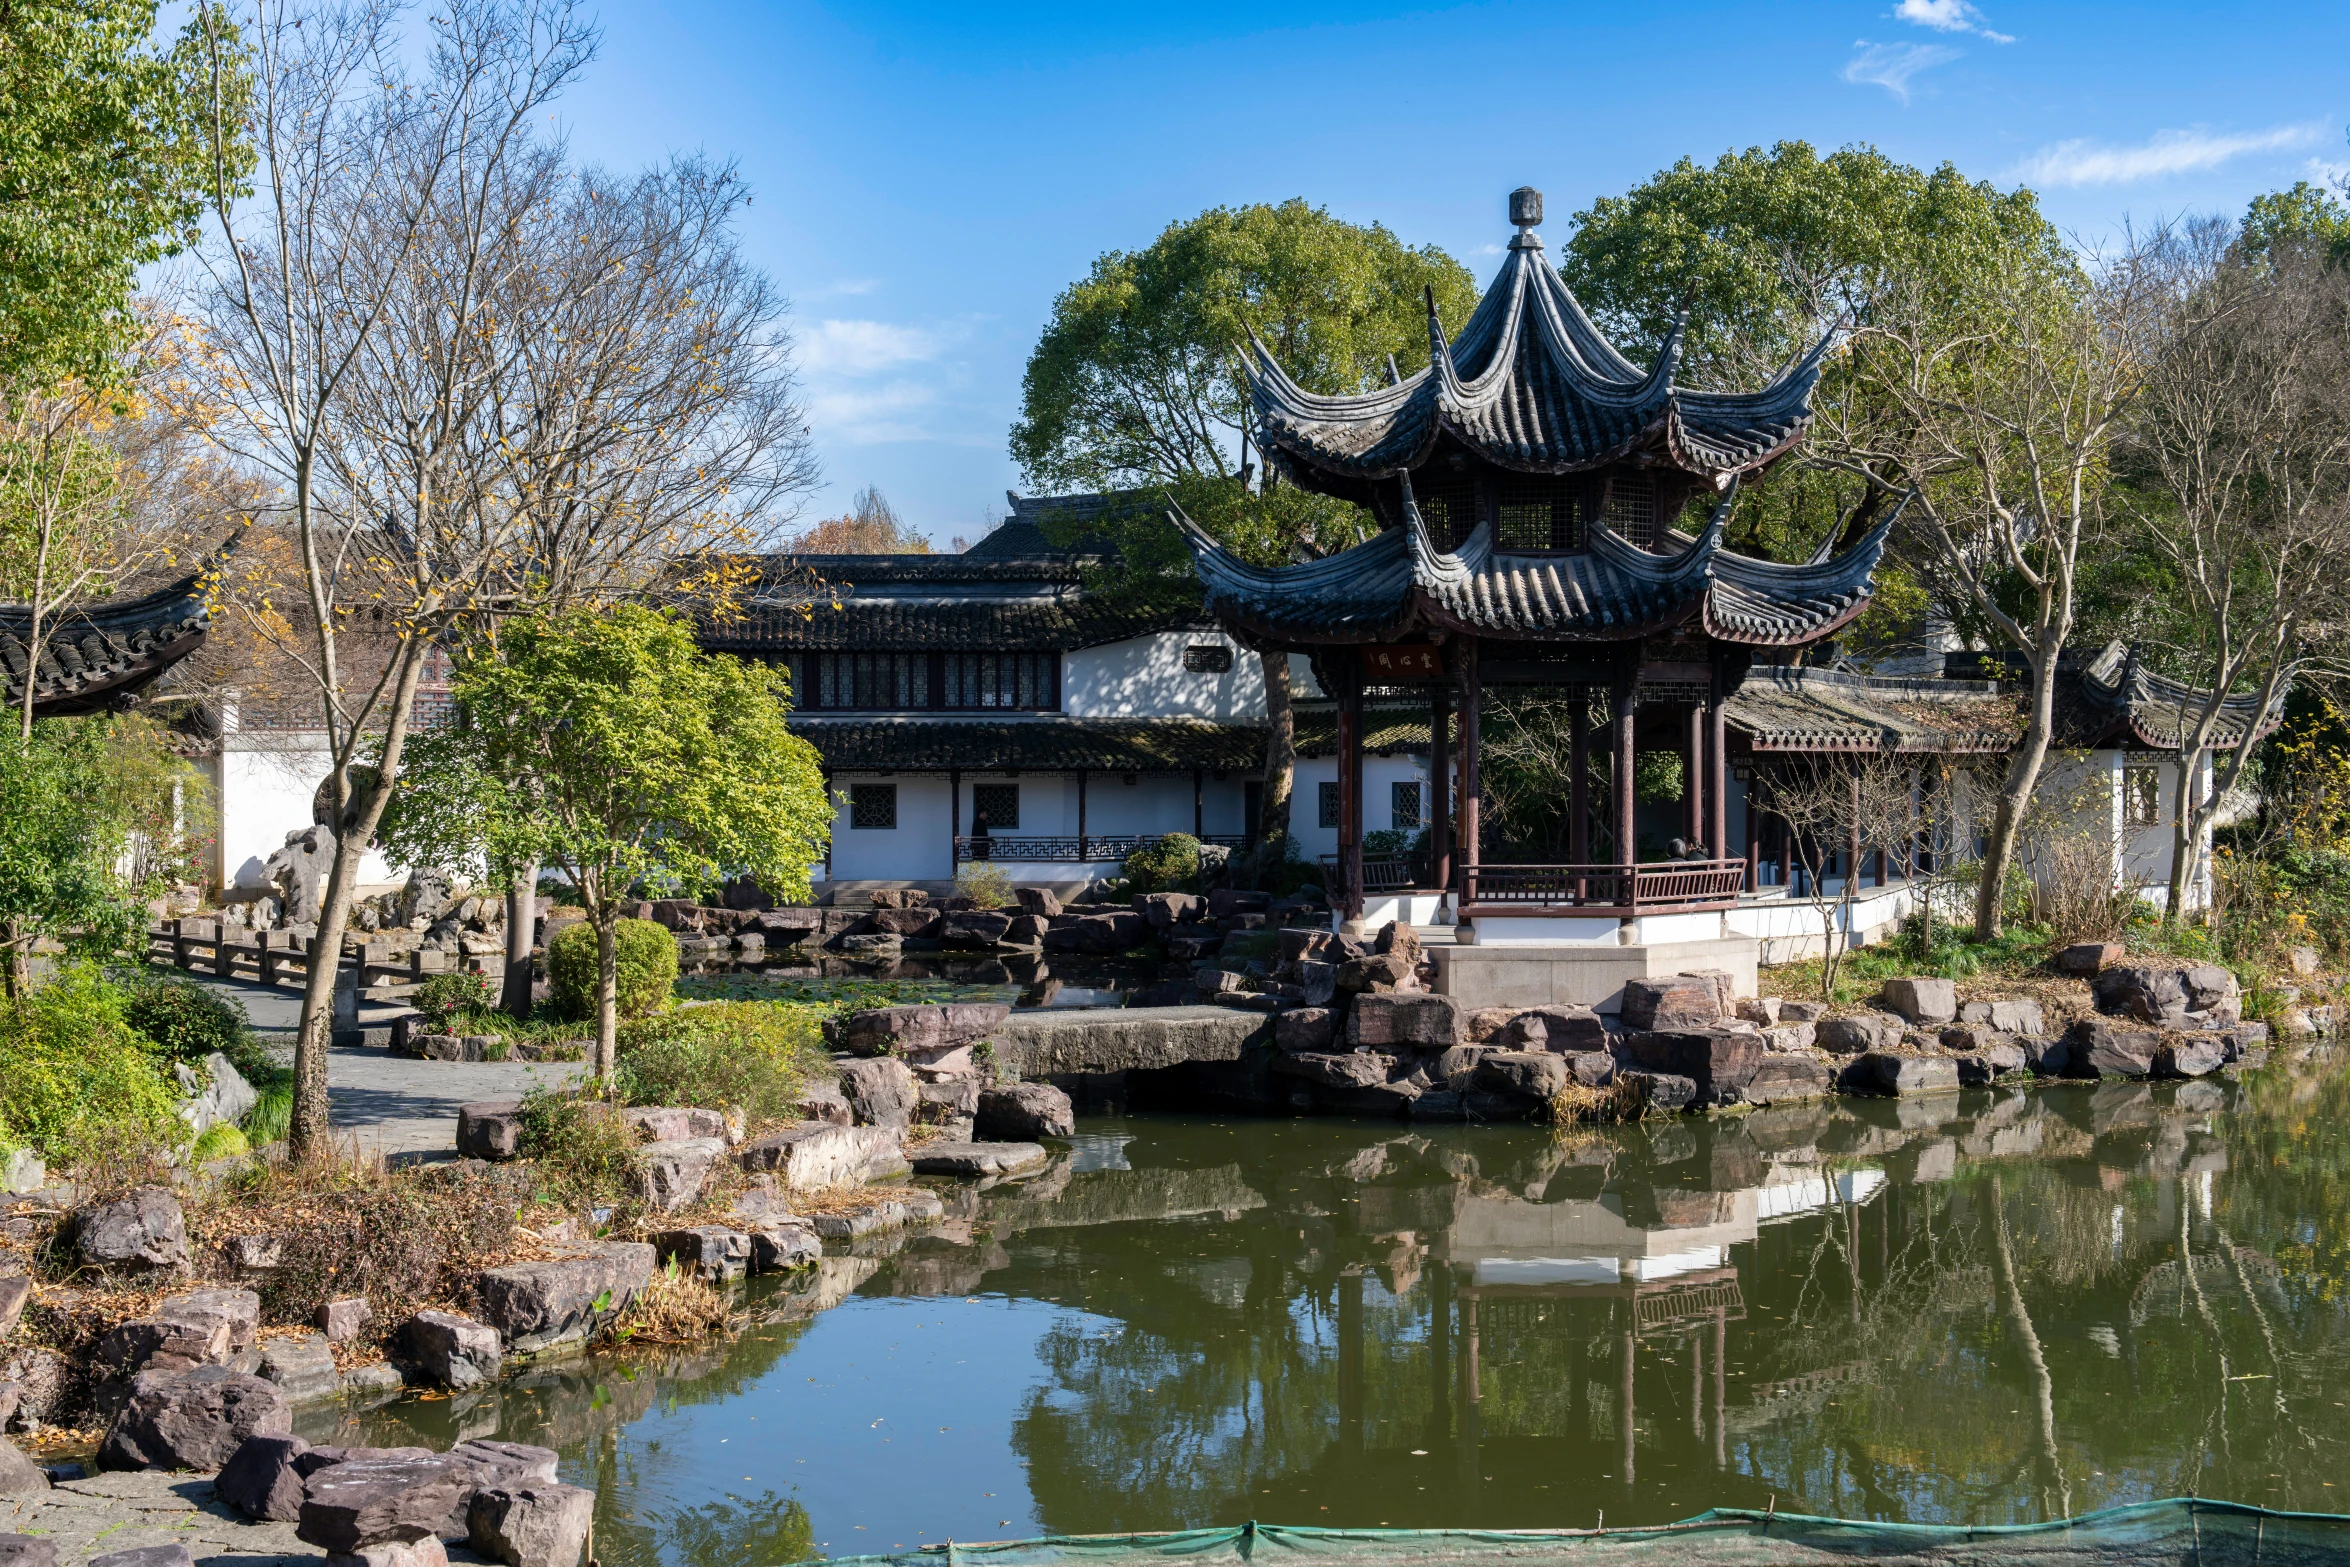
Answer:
1428;926;1760;1017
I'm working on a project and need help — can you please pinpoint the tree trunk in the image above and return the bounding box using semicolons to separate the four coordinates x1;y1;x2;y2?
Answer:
288;832;369;1160
2166;752;2201;925
594;912;619;1084
1973;644;2061;941
1246;650;1296;887
502;861;538;1020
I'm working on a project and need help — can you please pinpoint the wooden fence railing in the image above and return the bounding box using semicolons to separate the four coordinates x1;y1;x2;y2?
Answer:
1461;859;1748;919
953;832;1250;864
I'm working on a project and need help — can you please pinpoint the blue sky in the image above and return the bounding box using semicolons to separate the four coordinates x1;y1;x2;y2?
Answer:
545;1;2350;547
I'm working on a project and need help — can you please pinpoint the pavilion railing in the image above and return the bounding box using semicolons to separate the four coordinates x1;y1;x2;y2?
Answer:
1462;858;1748;918
954;833;1249;864
1317;854;1419;895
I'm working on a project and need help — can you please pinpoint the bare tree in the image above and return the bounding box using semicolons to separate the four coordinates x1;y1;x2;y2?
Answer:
193;0;596;1159
2128;220;2350;920
1756;754;1916;998
1856;238;2166;939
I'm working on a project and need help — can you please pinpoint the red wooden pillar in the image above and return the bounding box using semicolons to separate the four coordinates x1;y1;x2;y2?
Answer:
1614;678;1639;882
1707;663;1729;862
1459;641;1482;909
1685;704;1705;845
1429;682;1452;894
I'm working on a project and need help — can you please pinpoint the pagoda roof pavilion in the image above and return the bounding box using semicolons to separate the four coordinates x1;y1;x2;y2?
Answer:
1246;187;1832;501
1;566;215;719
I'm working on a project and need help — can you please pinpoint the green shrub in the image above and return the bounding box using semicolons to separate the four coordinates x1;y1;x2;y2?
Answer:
1123;832;1201;894
192;1122;250;1161
241;1080;294;1147
547;918;678;1021
413;970;498;1031
121;975;247;1060
516;1085;638;1205
0;966;184;1165
955;859;1014;908
616;1001;825;1126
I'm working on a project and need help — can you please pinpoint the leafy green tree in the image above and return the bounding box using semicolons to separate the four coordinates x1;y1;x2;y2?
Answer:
2236;180;2350;267
383;606;830;1079
1012;201;1477;874
0;720;149;994
0;0;243;386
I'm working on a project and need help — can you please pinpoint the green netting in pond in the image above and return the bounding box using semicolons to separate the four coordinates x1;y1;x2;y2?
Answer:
815;1501;2350;1567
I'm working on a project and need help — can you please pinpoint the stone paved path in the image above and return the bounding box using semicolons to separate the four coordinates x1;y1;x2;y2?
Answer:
3;1468;498;1567
188;975;583;1164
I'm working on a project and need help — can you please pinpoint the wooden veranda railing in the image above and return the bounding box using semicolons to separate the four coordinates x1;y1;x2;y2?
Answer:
1461;858;1748;918
954;832;1250;864
1317;855;1418;895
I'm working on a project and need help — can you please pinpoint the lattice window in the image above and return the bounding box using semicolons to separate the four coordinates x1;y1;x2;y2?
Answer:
1318;781;1342;829
850;784;897;829
1605;475;1656;547
2123;766;2161;827
1497;475;1580;550
1184;644;1233;673
942;651;1057;710
818;652;925;709
1415;470;1480;548
1391;781;1423;830
971;783;1020;830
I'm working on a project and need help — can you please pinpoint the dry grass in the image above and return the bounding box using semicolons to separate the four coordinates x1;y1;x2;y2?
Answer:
607;1262;736;1346
1547;1078;1645;1124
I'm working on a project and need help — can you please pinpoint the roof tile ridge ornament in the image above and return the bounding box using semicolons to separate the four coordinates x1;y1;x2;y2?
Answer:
1578;479;1732;603
1713;487;1912;588
1395;469;1480;592
1241;317;1425;419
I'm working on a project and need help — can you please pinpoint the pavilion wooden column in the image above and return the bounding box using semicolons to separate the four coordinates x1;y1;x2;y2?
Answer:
1336;655;1365;922
1613;677;1639;874
1459;641;1482;904
1568;694;1590;863
1429;683;1453;894
1684;705;1705;845
948;766;961;878
1707;661;1729;861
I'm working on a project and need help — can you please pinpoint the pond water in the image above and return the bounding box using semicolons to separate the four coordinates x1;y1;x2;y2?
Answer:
298;1059;2350;1564
676;954;1161;1011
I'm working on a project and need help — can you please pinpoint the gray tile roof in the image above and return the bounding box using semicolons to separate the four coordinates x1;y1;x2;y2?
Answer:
2056;641;2286;751
1;567;215;719
1726;666;2019;754
1246;195;1828;487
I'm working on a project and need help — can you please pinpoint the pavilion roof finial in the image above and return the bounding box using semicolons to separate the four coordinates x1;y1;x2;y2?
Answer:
1508;186;1544;251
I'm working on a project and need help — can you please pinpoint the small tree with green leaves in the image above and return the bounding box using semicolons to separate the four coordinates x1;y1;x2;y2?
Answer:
385;606;829;1080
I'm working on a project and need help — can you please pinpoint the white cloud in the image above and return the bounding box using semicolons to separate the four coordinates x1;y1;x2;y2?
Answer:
1895;0;2013;42
798;319;944;376
2013;121;2329;188
808;381;939;445
1841;41;1961;103
2308;157;2350;190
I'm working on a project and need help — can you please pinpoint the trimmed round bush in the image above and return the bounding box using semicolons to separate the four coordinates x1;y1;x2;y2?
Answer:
1123;832;1201;894
547;917;678;1021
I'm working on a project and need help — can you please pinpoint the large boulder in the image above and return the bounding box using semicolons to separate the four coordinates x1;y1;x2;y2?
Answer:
258;1332;340;1404
939;910;1013;947
218;1433;312;1521
736;1122;904;1191
1845;1052;1961;1096
73;1187;188;1272
1496;1004;1608;1053
469;1483;596;1567
1619;975;1722;1030
2092;965;2190;1026
838;1058;918;1128
299;1454;479;1552
1273;1008;1335;1053
1815;1013;1904;1055
1040;912;1147;955
1880;978;1959;1026
2057;942;2123;975
750;1224;823;1272
841;1004;1010;1058
975;1083;1075;1141
2155;1036;2227;1079
633;1138;727;1213
2068;1018;2163;1078
1272;1052;1392;1091
1616;1028;1762;1103
649;1227;751;1282
0;1438;46;1496
400;1311;501;1390
456;1101;526;1161
174;1052;258;1136
98;1365;292;1471
1347;993;1461;1050
475;1246;655;1354
1136;893;1206;929
1014;887;1063;917
910;1142;1051;1178
623;1107;728;1144
1472;1051;1570;1102
96;1287;261;1379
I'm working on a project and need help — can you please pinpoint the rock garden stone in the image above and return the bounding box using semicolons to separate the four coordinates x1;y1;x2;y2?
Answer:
474;1244;656;1353
1273;1052;1392;1091
2093;964;2200;1025
1347;993;1460;1049
1816;1013;1903;1054
650;1227;751;1282
1337;949;1414;992
400;1311;501;1389
1987;999;2046;1034
0;1537;55;1567
469;1483;595;1567
623;1107;726;1143
1735;996;1781;1026
975;1082;1074;1141
0;1437;45;1495
938;910;1012;947
89;1547;193;1567
1741;1056;1833;1104
329;1538;450;1567
2058;942;2124;974
809;1190;946;1240
96;1288;260;1379
1273;1008;1335;1052
1041;912;1147;955
1473;1051;1569;1102
218;1433;312;1520
911;1141;1050;1177
1564;1051;1615;1088
1015;887;1062;917
1847;1052;1960;1096
299;1454;479;1552
99;1365;291;1471
1617;1028;1762;1101
318;1297;374;1344
450;1439;560;1493
1762;1021;1816;1052
1619;975;1722;1030
1881;978;1959;1025
0;1151;42;1196
838;1058;918;1127
1502;1004;1608;1052
750;1224;822;1272
455;1102;525;1161
73;1187;188;1272
1621;1071;1698;1112
795;1082;854;1126
1981;1040;2028;1075
2069;1018;2164;1077
259;1332;340;1403
1778;999;1827;1022
1135;893;1206;928
633;1137;727;1212
835;933;902;957
736;1122;902;1190
2155;1036;2227;1079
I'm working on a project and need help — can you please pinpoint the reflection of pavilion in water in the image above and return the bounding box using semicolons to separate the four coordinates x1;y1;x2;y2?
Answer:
1407;1164;1888;1495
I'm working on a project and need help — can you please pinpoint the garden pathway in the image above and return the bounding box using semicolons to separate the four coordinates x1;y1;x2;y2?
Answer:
188;975;583;1164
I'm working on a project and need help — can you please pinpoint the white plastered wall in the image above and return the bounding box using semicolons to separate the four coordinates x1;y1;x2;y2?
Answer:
823;775;955;882
1289;753;1435;862
214;733;397;891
